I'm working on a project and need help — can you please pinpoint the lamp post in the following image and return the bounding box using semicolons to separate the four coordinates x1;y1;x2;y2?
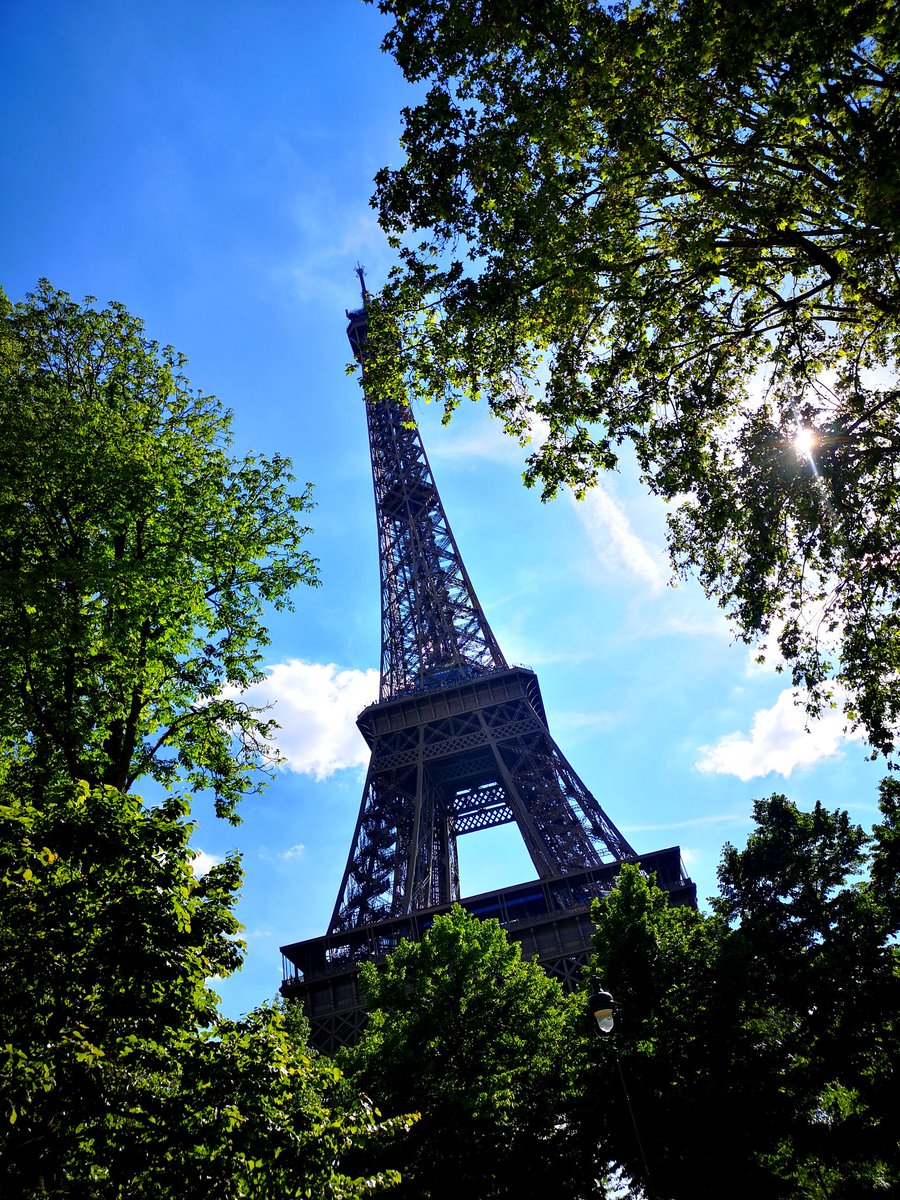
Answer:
586;982;654;1197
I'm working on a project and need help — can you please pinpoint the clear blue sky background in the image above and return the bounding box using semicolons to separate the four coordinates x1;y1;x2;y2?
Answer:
1;0;883;1017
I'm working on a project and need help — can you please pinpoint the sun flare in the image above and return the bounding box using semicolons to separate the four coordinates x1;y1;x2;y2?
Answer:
794;426;817;457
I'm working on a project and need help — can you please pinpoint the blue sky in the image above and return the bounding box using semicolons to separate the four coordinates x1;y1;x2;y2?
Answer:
1;0;884;1017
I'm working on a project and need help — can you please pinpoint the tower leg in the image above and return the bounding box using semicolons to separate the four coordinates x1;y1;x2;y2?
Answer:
328;670;635;934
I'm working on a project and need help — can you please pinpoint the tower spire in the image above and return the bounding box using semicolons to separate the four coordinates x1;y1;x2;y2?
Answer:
344;298;507;701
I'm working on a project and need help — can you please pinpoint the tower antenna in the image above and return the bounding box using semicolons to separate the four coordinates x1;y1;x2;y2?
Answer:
355;263;368;303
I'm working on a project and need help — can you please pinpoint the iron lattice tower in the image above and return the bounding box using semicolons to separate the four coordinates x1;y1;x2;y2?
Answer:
331;298;636;933
281;280;695;1049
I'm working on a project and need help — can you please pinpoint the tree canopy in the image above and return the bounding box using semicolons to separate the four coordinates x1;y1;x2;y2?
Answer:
0;774;407;1198
341;905;601;1200
365;0;900;755
0;282;407;1197
584;793;900;1198
0;280;317;820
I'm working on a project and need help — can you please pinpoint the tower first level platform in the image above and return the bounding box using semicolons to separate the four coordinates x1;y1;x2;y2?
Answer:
328;666;638;934
282;846;695;1054
285;844;696;1051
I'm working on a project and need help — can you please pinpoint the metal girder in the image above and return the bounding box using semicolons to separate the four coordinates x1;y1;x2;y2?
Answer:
327;671;636;933
281;292;697;1050
358;338;508;701
327;303;637;936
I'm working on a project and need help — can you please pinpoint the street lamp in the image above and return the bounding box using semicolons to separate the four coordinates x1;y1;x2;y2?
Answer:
586;983;654;1194
588;983;615;1033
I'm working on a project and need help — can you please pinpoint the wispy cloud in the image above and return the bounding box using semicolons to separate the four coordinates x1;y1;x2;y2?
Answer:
425;413;527;467
493;624;599;670
279;843;306;861
240;659;379;780
191;849;221;876
244;926;275;942
696;687;862;780
553;709;619;733
275;183;390;308
569;487;667;594
617;595;732;643
624;812;751;833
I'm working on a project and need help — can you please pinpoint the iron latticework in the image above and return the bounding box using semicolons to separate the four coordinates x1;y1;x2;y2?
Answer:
348;305;506;701
281;281;695;1051
329;300;636;935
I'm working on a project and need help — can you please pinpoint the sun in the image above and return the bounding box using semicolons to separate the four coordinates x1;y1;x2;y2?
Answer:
794;426;817;457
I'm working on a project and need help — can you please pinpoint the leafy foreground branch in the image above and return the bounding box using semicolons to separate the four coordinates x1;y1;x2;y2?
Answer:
0;282;410;1197
340;789;900;1199
587;788;900;1199
366;0;900;756
340;905;600;1200
0;280;318;821
0;777;409;1198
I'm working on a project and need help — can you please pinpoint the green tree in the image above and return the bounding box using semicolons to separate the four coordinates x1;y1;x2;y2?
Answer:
870;773;900;932
585;796;900;1198
0;280;317;820
365;0;900;755
0;282;407;1196
0;774;405;1198
341;905;602;1199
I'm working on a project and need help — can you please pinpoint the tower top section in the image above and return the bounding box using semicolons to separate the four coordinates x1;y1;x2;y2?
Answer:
346;305;367;366
348;292;507;701
346;263;368;362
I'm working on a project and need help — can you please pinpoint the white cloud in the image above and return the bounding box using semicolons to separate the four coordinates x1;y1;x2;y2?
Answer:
569;487;667;593
425;412;528;467
745;642;782;676
192;849;221;876
241;659;378;780
696;687;863;780
258;842;308;867
279;843;306;861
553;709;619;733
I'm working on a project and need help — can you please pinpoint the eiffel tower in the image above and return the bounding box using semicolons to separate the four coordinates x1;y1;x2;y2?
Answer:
280;275;695;1050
